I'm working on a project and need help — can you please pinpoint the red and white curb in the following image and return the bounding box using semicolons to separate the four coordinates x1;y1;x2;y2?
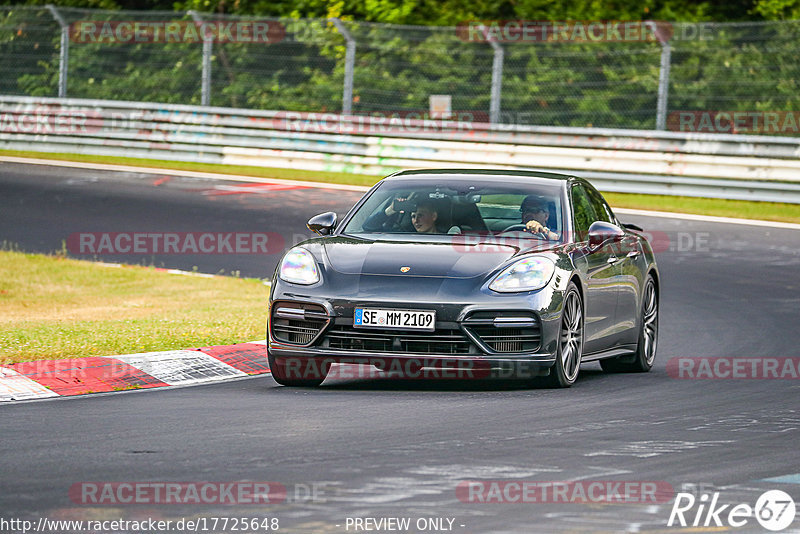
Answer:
0;341;269;403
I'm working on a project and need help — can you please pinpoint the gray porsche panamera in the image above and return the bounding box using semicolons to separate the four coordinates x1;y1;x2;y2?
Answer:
267;169;659;388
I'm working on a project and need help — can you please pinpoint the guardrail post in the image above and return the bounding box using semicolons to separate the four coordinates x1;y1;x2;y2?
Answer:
189;11;212;107
478;25;504;126
656;43;672;130
330;18;356;115
46;5;69;98
490;43;504;125
647;21;671;131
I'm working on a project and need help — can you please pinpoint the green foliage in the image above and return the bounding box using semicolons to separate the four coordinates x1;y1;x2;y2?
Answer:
0;0;785;23
668;21;800;119
0;7;60;96
3;3;800;130
752;0;800;19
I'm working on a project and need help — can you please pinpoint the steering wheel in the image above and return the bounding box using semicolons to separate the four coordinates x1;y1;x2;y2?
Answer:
501;223;546;236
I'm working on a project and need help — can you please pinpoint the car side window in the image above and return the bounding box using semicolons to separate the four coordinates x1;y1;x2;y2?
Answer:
586;186;614;224
571;184;597;239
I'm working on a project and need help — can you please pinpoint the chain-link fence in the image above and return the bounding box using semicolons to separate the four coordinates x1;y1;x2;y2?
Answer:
2;6;800;132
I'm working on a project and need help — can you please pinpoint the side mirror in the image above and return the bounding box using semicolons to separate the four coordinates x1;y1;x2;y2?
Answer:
307;212;337;236
588;221;624;250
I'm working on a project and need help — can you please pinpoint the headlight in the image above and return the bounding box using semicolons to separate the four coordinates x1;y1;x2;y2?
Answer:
489;256;555;293
279;247;320;285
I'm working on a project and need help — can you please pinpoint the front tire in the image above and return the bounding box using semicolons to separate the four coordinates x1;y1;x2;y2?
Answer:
268;350;329;387
600;275;658;373
543;283;584;388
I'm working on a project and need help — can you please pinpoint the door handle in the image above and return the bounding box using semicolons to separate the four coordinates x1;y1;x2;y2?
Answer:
627;250;640;258
607;255;619;264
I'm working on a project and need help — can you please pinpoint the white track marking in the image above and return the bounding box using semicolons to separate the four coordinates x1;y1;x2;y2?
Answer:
0;156;371;191
0;367;59;402
615;207;800;229
109;350;246;386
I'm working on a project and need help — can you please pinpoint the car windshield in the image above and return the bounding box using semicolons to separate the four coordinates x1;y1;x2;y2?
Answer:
342;178;565;242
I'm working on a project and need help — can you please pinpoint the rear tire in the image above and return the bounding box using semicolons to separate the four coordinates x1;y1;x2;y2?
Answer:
600;275;658;373
542;283;584;388
268;350;329;387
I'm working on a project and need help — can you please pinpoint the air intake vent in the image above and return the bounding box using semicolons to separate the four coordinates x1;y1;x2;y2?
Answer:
271;302;329;346
462;311;541;353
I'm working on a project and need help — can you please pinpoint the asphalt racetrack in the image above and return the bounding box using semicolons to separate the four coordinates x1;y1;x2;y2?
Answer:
1;161;799;533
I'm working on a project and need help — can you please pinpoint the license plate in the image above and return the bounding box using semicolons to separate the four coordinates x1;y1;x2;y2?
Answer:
354;308;435;331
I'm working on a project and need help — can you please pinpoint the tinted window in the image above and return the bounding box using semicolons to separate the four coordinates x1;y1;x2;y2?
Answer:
586;186;614;224
342;178;564;241
571;184;597;237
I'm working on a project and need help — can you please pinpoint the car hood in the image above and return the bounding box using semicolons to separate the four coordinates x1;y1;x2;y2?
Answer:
321;236;549;279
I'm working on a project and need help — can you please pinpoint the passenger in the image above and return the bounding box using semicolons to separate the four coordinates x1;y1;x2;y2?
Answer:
363;195;449;233
411;200;440;233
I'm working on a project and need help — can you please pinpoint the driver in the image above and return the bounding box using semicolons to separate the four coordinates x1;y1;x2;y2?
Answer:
520;195;558;240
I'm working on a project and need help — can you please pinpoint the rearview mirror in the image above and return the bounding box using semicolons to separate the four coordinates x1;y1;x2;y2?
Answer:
588;221;624;250
307;212;337;236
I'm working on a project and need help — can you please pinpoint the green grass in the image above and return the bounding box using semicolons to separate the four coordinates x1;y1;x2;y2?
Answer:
0;250;269;364
604;192;800;224
3;149;799;224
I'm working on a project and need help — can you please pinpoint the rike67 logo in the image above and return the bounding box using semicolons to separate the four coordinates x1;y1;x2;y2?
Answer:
668;489;796;531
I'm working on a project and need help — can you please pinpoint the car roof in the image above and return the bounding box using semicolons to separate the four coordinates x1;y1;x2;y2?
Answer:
385;168;576;183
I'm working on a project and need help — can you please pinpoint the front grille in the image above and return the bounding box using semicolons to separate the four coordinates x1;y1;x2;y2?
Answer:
463;311;541;353
321;325;472;355
271;302;329;346
273;319;325;345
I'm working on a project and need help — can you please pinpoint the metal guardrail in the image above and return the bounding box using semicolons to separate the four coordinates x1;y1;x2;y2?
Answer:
2;95;800;203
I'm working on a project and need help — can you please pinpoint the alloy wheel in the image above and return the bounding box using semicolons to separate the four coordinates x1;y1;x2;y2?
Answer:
559;290;583;382
642;280;658;366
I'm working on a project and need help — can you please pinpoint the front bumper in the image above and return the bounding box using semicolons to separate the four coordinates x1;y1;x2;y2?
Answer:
267;289;562;378
269;346;556;379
